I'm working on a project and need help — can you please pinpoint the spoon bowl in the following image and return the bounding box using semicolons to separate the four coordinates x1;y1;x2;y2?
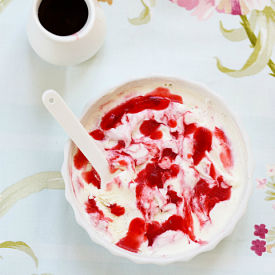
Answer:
42;89;112;188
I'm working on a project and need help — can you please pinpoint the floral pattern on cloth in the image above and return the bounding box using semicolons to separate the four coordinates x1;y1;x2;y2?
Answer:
0;172;64;273
170;0;270;18
170;0;275;78
97;0;275;78
251;165;275;256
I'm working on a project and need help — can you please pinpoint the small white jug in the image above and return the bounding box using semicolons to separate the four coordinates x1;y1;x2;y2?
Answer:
27;0;106;66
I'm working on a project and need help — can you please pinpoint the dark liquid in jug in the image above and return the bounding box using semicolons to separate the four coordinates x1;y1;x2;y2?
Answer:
38;0;89;36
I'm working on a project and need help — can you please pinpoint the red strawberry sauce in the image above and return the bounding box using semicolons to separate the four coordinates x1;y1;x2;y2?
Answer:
73;87;234;253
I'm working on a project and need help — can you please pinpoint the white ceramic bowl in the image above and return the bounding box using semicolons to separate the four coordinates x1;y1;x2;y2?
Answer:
62;76;252;264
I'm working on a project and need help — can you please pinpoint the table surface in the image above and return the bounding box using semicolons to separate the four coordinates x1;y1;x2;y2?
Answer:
0;0;275;274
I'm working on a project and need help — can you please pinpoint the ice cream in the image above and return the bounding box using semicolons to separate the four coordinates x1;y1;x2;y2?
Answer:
69;85;246;256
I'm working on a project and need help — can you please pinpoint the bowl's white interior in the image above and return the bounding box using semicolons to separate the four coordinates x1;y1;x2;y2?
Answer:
62;76;252;264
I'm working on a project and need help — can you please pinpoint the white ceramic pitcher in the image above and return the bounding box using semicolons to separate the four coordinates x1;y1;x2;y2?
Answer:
27;0;106;66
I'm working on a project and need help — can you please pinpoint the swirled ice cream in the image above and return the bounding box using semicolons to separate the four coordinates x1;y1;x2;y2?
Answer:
70;85;246;256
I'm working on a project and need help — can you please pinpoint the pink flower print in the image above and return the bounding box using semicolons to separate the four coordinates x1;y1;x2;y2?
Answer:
170;0;271;18
256;178;267;189
170;0;216;19
251;239;266;256
231;0;242;14
175;0;199;10
267;165;275;177
254;224;268;239
272;203;275;211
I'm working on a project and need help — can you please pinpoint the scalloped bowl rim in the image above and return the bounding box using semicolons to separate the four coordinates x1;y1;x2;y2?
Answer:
61;76;253;265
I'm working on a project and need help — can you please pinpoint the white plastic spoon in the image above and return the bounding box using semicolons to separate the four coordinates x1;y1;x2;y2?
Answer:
42;90;112;188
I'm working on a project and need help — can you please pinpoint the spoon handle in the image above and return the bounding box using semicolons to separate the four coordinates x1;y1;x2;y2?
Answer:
42;90;110;183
